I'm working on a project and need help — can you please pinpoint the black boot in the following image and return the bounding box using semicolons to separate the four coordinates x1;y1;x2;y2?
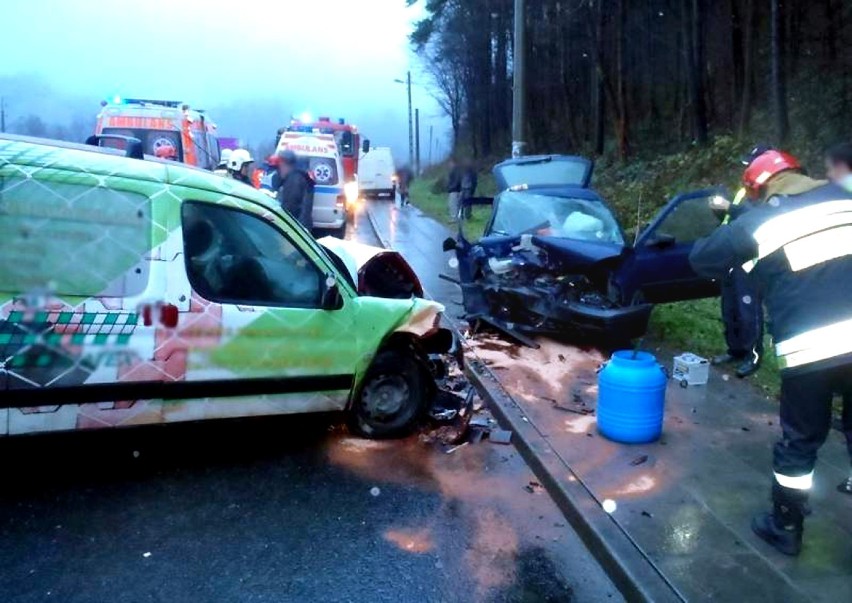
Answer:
736;355;761;378
752;483;805;556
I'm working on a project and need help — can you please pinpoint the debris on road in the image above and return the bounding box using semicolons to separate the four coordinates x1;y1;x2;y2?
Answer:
488;429;513;445
445;442;469;455
370;487;381;497
629;454;649;466
142;552;152;558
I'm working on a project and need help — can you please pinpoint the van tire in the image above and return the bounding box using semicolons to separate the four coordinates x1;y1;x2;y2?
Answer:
349;350;426;439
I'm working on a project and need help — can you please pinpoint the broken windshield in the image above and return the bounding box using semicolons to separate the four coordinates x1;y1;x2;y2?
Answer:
489;191;624;245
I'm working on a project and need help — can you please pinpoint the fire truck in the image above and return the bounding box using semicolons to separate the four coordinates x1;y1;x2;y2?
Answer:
282;116;368;194
94;97;220;170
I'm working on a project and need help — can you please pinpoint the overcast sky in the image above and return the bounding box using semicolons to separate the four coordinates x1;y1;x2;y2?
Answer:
0;0;446;163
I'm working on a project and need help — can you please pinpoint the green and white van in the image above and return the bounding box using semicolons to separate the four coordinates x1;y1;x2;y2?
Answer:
0;134;451;438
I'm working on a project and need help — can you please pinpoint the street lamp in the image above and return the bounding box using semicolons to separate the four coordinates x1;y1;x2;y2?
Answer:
393;72;414;170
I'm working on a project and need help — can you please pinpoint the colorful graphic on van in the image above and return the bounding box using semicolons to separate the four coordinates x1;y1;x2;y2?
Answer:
1;137;446;437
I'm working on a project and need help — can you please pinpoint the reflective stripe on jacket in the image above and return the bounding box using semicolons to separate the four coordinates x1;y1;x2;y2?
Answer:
690;181;852;373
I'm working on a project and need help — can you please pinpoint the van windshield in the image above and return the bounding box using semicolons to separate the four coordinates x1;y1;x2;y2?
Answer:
101;127;183;160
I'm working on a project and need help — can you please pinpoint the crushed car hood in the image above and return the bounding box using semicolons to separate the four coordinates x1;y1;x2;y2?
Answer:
530;235;625;270
318;236;424;299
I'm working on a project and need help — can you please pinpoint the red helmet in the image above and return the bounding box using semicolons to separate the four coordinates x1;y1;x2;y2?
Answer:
155;145;177;160
742;149;801;197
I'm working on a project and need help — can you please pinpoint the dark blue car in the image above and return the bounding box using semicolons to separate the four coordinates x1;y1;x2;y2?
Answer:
444;155;724;343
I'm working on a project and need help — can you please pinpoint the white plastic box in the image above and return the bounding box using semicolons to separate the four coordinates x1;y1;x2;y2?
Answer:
672;353;710;387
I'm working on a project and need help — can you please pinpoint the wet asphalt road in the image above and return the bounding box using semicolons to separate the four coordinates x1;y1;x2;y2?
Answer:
0;206;622;603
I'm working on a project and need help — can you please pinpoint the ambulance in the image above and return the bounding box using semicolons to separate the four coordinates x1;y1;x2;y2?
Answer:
275;131;347;238
94;97;220;170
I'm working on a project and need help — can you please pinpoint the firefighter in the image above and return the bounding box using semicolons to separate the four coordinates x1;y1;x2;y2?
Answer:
226;149;255;185
214;149;232;177
689;149;852;556
709;147;769;378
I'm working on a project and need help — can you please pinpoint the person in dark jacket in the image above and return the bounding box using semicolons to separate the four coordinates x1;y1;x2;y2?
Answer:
276;150;314;230
446;158;462;221
396;165;414;206
689;148;852;556
460;160;478;219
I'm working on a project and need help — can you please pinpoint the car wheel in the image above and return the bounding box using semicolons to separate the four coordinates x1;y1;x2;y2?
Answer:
332;223;347;239
349;350;426;439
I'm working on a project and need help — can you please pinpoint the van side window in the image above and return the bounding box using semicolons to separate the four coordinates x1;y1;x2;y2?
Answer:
0;175;151;297
181;202;322;308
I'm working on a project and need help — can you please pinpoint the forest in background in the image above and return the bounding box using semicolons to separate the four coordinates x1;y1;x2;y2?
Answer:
412;0;851;164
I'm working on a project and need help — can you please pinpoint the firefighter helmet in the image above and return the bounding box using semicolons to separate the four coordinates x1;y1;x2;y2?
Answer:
228;149;254;172
742;149;801;197
218;148;233;168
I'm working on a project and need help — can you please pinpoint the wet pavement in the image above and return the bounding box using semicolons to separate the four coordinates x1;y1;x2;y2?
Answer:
0;206;623;603
365;199;852;602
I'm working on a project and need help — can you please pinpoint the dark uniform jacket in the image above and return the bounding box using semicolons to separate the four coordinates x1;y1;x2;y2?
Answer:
278;170;314;229
689;182;852;374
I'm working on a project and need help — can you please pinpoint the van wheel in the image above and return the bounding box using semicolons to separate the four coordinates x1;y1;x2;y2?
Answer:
349;350;426;439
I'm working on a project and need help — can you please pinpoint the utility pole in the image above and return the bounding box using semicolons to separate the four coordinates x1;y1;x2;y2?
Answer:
415;108;421;175
511;0;526;157
0;96;6;134
406;71;414;167
428;125;433;168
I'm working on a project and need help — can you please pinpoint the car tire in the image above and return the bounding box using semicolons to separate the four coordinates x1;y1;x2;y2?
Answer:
349;350;427;439
331;223;347;239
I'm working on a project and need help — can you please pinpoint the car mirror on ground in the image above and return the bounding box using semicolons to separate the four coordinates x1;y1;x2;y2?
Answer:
442;237;457;252
321;274;344;310
361;139;371;154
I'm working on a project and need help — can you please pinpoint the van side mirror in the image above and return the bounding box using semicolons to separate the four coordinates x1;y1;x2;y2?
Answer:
442;237;457;252
362;139;371;154
321;275;343;310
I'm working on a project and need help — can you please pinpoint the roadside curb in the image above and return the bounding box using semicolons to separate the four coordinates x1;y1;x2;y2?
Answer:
465;359;683;603
363;203;683;603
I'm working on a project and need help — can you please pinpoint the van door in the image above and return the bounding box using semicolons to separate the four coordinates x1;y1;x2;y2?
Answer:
0;167;165;423
163;198;361;420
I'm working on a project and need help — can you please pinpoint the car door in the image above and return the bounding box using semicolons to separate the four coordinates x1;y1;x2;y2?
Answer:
162;196;362;420
616;188;727;304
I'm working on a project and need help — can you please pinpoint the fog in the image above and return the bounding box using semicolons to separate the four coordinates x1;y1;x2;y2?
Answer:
0;0;447;165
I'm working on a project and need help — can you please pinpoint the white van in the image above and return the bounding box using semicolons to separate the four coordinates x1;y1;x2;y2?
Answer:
359;147;396;199
276;132;347;237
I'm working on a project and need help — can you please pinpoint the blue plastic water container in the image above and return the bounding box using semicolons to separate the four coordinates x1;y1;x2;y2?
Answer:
597;350;667;444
